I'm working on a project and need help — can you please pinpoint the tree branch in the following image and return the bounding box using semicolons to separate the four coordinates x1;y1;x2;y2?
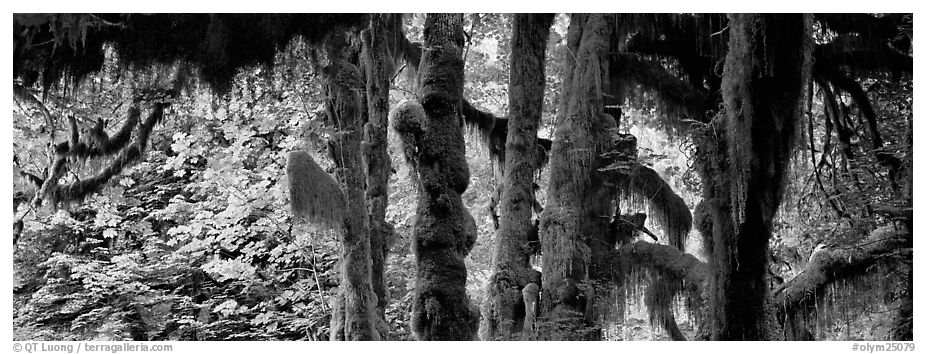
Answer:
614;223;910;340
817;65;903;178
772;225;910;315
610;52;707;123
460;99;552;169
616;240;709;293
616;164;693;251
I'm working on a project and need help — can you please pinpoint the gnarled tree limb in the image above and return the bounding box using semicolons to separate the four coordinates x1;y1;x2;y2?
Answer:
617;164;692;251
773;225;910;318
616;224;910;341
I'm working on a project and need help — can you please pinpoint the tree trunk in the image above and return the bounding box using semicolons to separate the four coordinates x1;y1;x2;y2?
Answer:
478;13;554;341
405;13;479;341
538;13;616;340
706;13;812;340
361;14;396;335
324;30;381;341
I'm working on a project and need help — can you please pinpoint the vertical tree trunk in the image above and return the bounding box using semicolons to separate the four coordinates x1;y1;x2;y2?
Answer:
325;30;381;341
361;14;396;336
479;13;554;341
407;13;479;341
707;14;812;340
538;13;616;340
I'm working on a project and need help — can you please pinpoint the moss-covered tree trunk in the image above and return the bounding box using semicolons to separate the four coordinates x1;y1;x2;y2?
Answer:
361;14;396;334
706;14;812;340
538;13;616;340
406;13;479;341
324;30;381;341
479;13;554;341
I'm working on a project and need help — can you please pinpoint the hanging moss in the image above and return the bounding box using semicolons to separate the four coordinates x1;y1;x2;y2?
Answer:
42;99;169;209
285;150;346;230
460;100;553;172
773;225;909;340
643;274;687;340
615;240;710;339
540;206;588;295
604;222;909;341
53;106;140;162
706;13;813;340
814;14;911;57
611;53;706;128
613;13;728;124
14;14;367;94
617;164;692;251
692;198;713;258
538;13;619;340
721;13;814;230
616;14;728;60
460;100;506;165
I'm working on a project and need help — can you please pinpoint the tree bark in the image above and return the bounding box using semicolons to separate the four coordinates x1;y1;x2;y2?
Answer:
361;14;396;336
406;13;479;341
324;30;381;341
538;13;616;340
706;14;813;340
479;13;554;341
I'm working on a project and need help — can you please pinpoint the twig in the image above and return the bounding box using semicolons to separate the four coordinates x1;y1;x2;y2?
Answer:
390;62;407;83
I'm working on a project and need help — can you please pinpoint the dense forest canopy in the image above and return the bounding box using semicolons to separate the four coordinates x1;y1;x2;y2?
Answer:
12;13;912;341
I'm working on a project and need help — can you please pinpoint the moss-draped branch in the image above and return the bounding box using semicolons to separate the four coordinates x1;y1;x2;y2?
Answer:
618;223;910;340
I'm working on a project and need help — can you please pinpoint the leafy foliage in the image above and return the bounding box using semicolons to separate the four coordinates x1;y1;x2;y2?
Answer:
15;40;342;341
